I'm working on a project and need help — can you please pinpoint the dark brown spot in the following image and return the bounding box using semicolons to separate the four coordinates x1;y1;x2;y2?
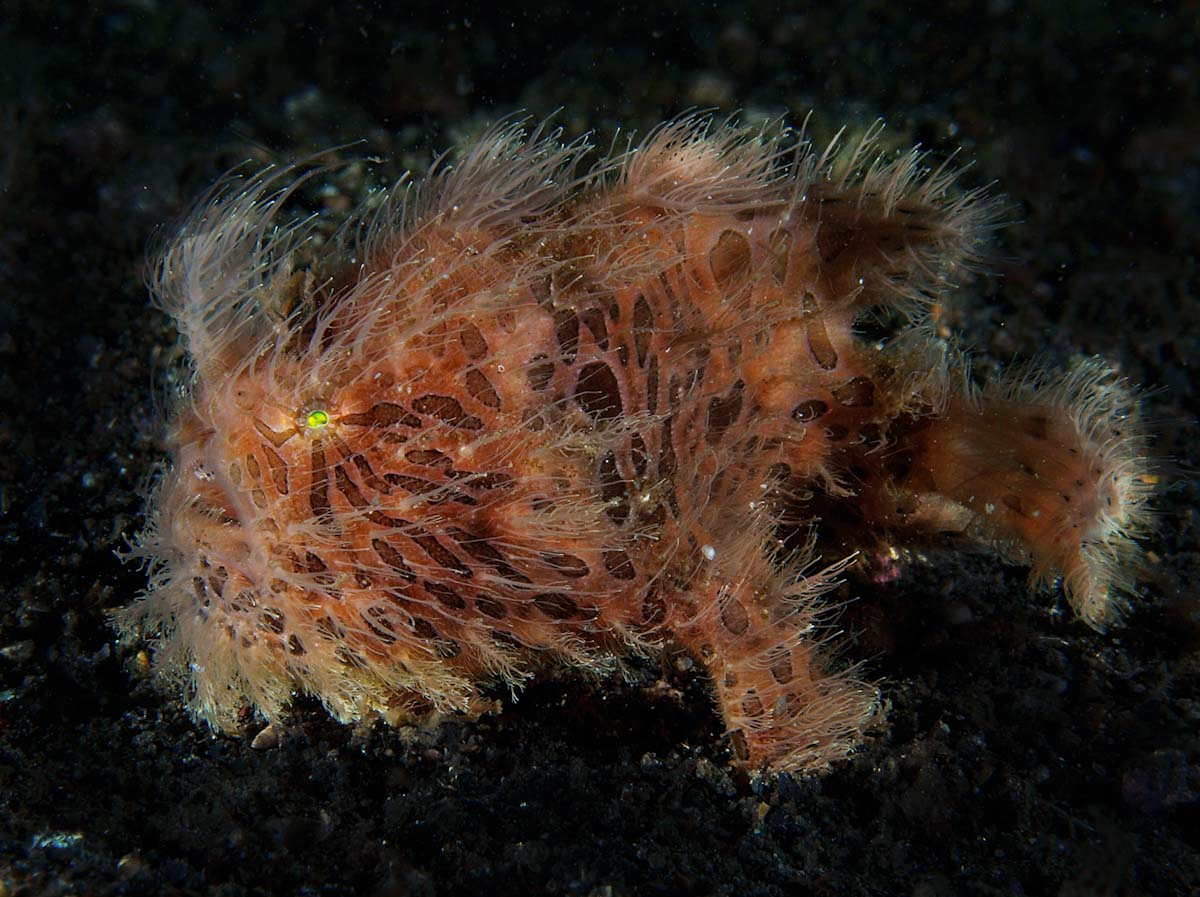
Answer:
706;379;744;443
424;580;467;610
405;449;453;471
769;227;789;283
317;614;344;640
824;424;850;441
645;353;659;415
372;539;415;580
365;606;398;633
806;318;838;370
335;644;366;668
791;399;828;422
555;308;580;363
384;473;439;496
642;588;666;626
603;549;636;580
492;630;522;651
340;402;423;429
412;529;471;576
832;377;875;407
709;229;752;286
770;655;794;685
437;638;461;658
362;607;398;644
575;362;623;422
287;634;305;655
630;433;649;477
526;355;556;392
741;694;764;717
412;394;483;430
465;368;501;409
262;444;289;494
412;618;439;641
721;598;750;635
475;596;508;620
260;608;285;634
638;501;667;530
658;420;677;478
451;532;501;561
533;592;579;620
446;532;525;586
334;465;367;508
665;486;682;520
579;306;609;350
350;453;387;494
543;552;589;578
308;443;330;518
633;294;654;366
684;345;708;393
466;472;513;493
459;321;489;359
597;452;629;526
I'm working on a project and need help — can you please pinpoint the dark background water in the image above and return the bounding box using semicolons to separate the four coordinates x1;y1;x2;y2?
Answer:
1;2;1197;895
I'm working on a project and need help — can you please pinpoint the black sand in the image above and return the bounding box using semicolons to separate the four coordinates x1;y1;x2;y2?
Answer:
1;3;1197;895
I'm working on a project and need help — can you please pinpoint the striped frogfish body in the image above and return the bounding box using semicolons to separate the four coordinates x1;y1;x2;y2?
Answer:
119;119;1151;773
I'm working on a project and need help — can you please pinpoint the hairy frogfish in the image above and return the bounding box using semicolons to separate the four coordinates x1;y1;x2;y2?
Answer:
117;118;1152;773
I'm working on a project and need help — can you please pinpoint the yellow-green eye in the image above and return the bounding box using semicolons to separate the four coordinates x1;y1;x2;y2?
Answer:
306;409;330;430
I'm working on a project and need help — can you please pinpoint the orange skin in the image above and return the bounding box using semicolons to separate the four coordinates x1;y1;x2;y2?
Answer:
119;120;1151;774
